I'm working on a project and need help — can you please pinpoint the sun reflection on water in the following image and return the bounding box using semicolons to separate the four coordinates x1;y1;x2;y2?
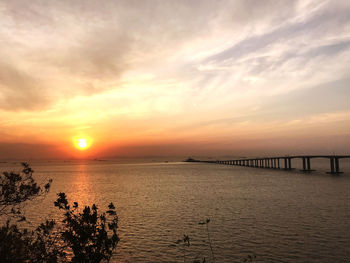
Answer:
69;162;98;207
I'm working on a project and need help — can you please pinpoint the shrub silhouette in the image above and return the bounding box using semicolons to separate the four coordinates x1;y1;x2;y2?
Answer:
0;164;119;262
54;192;119;262
0;162;52;221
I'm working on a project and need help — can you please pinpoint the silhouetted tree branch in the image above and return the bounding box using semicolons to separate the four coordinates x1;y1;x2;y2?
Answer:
0;162;52;221
0;164;119;262
54;192;119;262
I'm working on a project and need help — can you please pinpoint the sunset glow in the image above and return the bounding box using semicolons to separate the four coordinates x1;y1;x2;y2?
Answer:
0;1;349;159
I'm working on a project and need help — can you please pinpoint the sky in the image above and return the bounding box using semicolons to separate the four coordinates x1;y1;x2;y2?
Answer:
0;0;350;159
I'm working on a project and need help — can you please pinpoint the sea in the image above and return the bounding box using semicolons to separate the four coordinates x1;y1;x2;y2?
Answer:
1;158;350;263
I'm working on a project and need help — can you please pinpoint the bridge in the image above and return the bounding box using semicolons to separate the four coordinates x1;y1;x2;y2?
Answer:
188;155;350;174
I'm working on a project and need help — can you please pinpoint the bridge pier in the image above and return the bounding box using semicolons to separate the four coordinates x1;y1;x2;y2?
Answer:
284;158;288;170
288;158;293;170
283;158;288;170
283;157;293;170
210;155;348;175
327;157;343;174
300;157;315;172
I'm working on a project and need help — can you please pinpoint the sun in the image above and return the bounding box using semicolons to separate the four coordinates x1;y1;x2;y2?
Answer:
78;139;87;149
74;137;91;150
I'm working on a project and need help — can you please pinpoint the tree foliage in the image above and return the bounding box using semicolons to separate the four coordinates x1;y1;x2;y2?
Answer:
0;164;119;262
0;162;52;221
0;219;64;263
54;193;119;262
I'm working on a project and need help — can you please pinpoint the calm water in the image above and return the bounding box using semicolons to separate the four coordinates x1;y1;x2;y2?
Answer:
1;159;350;262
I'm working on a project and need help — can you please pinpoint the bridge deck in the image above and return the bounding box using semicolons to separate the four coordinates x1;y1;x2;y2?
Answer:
189;155;350;175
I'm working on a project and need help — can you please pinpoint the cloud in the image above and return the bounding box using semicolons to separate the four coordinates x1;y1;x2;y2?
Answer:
0;142;65;159
0;61;50;110
0;0;350;157
0;0;306;111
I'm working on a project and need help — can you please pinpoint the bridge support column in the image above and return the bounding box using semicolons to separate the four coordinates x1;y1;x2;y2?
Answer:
288;158;292;170
284;158;288;170
300;157;314;172
300;157;307;172
335;158;340;173
327;157;343;174
283;158;292;170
